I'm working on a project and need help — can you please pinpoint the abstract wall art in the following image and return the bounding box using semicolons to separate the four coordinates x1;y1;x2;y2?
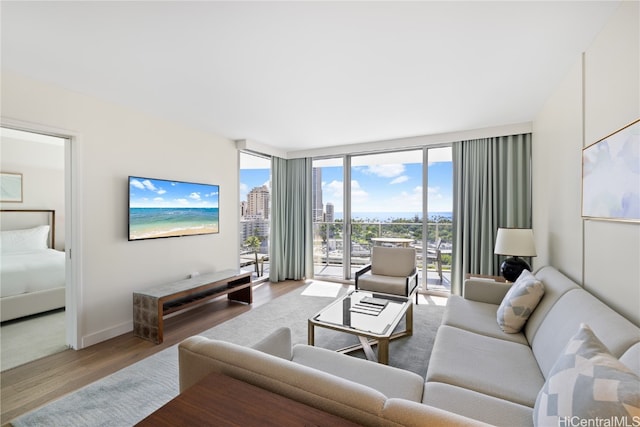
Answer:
582;119;640;222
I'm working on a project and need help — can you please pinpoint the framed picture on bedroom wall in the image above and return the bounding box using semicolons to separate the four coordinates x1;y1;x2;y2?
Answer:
582;118;640;222
0;172;23;203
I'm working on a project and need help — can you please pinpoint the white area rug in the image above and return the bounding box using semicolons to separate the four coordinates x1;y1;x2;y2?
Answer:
1;309;68;371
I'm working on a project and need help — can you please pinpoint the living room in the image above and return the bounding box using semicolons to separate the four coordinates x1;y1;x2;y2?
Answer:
1;1;638;425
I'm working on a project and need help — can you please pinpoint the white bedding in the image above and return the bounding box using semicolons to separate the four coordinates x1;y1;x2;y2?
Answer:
1;249;66;298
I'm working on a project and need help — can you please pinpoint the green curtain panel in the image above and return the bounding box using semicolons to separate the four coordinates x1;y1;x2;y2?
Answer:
270;157;313;282
451;133;532;295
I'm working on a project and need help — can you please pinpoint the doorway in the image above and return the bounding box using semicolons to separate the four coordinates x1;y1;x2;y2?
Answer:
0;127;70;369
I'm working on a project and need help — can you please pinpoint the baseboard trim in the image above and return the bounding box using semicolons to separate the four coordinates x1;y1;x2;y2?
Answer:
81;321;132;348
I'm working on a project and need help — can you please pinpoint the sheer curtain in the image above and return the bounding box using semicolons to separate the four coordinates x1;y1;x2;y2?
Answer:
269;157;313;282
451;133;532;295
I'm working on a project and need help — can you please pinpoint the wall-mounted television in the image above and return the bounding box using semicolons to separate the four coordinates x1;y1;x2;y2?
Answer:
128;176;219;241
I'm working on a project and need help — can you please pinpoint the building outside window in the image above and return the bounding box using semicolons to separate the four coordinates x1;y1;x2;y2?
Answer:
239;153;271;280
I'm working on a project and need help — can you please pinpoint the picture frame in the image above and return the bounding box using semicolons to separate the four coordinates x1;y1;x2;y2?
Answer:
582;119;640;222
0;172;23;203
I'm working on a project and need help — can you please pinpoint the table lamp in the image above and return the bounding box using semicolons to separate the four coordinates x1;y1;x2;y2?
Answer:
494;228;537;282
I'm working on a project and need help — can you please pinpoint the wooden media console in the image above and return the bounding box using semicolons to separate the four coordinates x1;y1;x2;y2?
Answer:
133;269;252;344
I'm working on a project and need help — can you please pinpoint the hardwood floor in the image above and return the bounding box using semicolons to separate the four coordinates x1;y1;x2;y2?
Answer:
0;280;304;426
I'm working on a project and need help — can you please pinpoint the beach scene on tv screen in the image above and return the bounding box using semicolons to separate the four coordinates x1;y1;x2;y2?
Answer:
129;177;219;240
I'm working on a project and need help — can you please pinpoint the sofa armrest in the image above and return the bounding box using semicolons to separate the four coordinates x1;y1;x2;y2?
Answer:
178;335;389;426
463;279;512;305
251;326;292;360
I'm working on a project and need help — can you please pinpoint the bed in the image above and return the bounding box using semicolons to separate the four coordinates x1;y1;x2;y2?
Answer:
0;210;66;322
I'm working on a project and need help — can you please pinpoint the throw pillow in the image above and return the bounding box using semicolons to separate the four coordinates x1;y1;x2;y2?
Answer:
534;323;640;427
0;225;50;253
496;269;544;333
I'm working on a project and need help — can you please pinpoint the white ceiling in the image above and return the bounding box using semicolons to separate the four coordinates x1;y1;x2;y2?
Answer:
1;1;620;153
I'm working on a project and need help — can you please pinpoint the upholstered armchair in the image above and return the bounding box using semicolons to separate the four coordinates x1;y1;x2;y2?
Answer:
355;246;419;304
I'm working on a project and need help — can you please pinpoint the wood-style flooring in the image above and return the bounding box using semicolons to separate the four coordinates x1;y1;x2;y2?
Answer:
0;280;304;426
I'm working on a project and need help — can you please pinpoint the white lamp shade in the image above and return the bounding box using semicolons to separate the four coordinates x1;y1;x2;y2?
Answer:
494;228;537;257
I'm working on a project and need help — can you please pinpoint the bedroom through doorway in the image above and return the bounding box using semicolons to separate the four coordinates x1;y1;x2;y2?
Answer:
0;127;69;371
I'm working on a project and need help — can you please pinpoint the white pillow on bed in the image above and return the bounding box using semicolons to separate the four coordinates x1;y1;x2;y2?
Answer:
0;225;50;253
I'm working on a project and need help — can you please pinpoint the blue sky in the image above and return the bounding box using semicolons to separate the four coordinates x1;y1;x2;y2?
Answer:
129;177;219;208
319;161;452;214
240;158;452;214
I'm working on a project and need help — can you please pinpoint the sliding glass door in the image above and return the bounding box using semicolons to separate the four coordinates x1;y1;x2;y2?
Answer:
311;158;344;280
424;147;453;292
312;147;452;293
349;150;423;279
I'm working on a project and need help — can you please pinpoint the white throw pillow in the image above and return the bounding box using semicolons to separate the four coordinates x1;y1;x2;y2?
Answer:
0;225;50;253
496;269;544;333
534;323;640;427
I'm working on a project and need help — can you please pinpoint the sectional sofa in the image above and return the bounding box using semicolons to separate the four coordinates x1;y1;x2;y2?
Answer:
178;266;640;426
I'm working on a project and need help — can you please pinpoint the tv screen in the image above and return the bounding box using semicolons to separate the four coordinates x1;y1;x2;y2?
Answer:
128;176;219;241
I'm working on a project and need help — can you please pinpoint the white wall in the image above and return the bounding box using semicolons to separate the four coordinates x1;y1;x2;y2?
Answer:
1;72;239;347
533;1;639;325
0;136;66;249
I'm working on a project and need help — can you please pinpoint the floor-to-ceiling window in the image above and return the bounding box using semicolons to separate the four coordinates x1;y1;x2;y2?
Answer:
350;150;423;279
239;152;271;281
424;147;453;292
312;157;344;280
312;147;452;293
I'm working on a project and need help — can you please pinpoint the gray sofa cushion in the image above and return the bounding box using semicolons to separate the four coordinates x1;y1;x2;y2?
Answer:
382;398;492;427
443;295;529;345
292;343;425;402
423;382;533;427
531;288;640;378
525;266;580;343
426;325;544;407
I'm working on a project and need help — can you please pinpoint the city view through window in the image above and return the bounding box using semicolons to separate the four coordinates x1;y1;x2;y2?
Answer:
240;148;453;290
313;148;453;291
239;153;271;279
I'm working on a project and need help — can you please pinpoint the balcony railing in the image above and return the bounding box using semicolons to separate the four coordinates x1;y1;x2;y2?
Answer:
313;220;452;290
238;220;453;290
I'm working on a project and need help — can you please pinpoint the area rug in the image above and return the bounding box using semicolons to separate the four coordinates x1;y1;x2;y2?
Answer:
12;283;445;427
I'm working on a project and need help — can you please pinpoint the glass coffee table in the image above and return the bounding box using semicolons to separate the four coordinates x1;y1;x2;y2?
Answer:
308;290;413;365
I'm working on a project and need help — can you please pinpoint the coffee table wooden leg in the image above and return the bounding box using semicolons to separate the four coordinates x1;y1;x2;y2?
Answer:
377;339;389;365
406;303;413;336
308;321;315;346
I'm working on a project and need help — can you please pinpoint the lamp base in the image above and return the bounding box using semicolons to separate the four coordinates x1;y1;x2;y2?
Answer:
500;257;531;282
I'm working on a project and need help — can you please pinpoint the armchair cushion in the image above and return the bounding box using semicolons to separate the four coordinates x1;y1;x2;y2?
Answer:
357;274;414;296
370;246;416;277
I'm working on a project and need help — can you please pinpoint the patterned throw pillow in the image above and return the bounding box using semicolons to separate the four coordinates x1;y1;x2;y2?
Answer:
496;269;545;333
534;323;640;427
